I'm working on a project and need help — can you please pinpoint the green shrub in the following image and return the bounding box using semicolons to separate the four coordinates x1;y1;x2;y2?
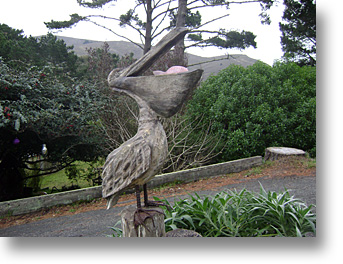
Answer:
186;62;316;161
0;59;107;201
155;186;316;237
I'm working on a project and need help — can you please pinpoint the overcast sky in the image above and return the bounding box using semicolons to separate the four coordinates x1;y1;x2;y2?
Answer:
0;0;285;65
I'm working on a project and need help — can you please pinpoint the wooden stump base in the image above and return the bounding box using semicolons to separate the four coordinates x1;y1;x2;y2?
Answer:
265;147;306;161
121;206;166;237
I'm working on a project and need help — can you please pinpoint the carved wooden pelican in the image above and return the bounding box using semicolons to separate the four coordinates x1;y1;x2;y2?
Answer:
101;88;168;209
101;27;203;224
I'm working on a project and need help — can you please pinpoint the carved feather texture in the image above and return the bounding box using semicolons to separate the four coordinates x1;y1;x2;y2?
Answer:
102;136;152;203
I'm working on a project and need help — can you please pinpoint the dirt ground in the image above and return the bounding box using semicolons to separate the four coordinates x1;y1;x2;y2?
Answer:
0;156;316;230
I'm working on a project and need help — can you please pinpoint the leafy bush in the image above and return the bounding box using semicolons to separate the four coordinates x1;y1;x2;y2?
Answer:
155;186;316;237
0;59;108;201
186;61;316;161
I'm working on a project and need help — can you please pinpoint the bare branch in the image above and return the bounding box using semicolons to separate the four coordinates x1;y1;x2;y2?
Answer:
187;55;231;67
23;160;74;180
85;15;145;49
191;13;231;31
161;113;223;173
151;0;173;37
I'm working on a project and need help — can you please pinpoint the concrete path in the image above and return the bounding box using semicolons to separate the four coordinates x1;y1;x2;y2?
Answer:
0;175;316;237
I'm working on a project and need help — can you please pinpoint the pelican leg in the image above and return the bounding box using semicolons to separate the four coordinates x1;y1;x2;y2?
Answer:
143;184;172;211
135;185;142;208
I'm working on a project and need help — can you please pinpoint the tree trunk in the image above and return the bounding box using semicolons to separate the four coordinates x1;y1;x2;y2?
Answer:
144;0;153;54
121;206;166;237
264;147;306;161
175;0;188;66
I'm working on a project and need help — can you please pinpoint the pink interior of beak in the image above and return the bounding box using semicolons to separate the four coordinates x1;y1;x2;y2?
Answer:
153;66;188;76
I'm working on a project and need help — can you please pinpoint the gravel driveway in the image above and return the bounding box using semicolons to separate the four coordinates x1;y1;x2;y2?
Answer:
0;175;316;237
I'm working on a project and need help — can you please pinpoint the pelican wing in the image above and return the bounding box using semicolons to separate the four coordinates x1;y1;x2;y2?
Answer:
102;136;151;199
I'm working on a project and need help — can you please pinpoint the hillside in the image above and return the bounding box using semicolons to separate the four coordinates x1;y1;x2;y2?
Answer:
187;53;258;80
57;36;258;79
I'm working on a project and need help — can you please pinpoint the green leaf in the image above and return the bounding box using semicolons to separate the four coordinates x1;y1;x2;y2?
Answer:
182;215;195;229
295;226;302;237
170;224;178;230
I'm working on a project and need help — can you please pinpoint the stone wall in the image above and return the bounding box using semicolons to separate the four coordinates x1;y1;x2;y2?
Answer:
0;156;262;217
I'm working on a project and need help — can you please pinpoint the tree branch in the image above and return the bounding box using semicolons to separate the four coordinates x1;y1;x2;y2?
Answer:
151;0;173;38
85;18;144;50
187;54;231;67
191;13;231;31
22;160;74;180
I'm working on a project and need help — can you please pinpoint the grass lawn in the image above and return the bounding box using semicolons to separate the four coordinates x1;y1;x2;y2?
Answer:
38;161;102;192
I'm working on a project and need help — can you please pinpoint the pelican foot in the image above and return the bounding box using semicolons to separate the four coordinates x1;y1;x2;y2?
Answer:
145;200;172;211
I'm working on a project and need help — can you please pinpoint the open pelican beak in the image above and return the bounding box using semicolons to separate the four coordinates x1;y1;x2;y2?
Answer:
108;27;189;80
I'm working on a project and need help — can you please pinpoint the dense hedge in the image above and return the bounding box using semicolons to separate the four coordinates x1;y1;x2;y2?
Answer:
186;61;316;161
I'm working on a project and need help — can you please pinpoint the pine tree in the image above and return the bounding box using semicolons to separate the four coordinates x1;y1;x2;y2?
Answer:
279;0;316;66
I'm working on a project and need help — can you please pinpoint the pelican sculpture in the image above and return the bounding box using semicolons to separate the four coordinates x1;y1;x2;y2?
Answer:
101;27;203;226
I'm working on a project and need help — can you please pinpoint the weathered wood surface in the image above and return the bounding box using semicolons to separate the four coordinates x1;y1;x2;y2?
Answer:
121;206;166;237
117;27;189;77
108;69;203;118
265;147;306;161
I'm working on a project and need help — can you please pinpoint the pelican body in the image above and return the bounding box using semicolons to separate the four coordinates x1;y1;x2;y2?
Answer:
102;91;168;209
102;69;203;209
